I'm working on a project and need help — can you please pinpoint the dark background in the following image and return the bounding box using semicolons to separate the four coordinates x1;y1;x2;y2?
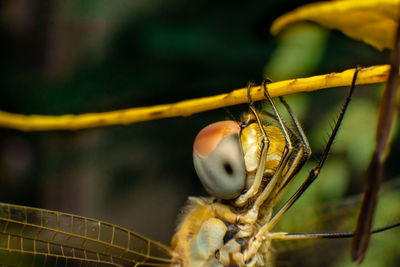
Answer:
0;1;399;266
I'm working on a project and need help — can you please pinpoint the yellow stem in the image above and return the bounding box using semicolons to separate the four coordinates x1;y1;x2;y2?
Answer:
0;65;390;131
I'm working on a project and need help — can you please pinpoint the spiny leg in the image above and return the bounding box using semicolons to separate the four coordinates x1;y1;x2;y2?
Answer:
242;68;360;264
269;67;360;228
262;80;293;151
235;80;294;216
256;97;311;161
257;96;312;203
279;96;311;160
241;87;311;263
271;97;312;200
234;83;271;207
240;83;312;263
245;81;303;209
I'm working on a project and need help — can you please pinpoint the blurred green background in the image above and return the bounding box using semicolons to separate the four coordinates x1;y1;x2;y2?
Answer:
0;0;399;266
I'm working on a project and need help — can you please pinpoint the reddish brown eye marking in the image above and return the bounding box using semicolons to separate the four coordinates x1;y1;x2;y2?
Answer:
193;121;241;158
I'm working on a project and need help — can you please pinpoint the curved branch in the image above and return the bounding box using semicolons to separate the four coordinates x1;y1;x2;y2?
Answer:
0;65;390;131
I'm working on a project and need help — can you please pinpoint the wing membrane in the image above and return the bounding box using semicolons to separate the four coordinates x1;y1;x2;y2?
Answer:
273;179;400;266
0;203;172;266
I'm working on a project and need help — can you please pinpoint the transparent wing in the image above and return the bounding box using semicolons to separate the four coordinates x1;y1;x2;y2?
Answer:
272;178;400;266
0;203;172;267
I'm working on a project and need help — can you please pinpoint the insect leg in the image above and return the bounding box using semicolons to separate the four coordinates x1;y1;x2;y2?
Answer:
269;67;360;228
268;97;313;205
234;83;271;207
255;98;311;204
237;81;296;223
242;69;359;263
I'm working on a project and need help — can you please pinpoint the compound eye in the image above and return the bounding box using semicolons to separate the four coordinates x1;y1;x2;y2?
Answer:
193;121;246;199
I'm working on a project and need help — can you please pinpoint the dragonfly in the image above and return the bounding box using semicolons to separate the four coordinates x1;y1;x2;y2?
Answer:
1;71;399;266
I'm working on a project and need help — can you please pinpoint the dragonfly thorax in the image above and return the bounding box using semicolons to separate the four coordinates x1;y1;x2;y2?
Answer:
240;122;286;178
